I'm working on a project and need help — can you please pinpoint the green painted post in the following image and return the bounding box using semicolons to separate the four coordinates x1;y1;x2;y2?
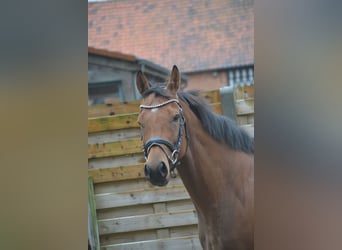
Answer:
88;176;100;250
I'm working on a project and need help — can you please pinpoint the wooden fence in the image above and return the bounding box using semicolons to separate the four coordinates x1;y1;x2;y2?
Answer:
234;85;254;136
88;87;254;250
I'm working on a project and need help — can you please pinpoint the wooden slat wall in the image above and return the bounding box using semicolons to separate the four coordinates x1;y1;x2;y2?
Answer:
234;85;254;137
88;101;141;118
88;88;253;249
88;90;222;120
87;92;218;249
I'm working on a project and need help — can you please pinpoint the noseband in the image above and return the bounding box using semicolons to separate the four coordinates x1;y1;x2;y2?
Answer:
140;99;188;175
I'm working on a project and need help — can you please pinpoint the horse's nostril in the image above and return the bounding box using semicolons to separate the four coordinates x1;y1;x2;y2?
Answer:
158;162;168;178
144;164;151;178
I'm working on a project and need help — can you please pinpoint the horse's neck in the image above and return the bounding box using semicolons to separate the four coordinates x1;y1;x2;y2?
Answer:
178;123;226;207
177;107;253;212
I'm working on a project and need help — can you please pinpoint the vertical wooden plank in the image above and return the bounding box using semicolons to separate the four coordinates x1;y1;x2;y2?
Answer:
237;115;248;125
157;229;170;239
234;85;255;100
247;114;254;124
153;203;170;239
88;176;100;250
153;203;167;213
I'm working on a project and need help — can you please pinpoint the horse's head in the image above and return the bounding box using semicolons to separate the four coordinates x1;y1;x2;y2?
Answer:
136;65;187;186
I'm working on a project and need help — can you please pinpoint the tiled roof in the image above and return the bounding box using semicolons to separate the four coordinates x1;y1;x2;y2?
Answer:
88;0;254;72
88;46;136;62
88;46;189;86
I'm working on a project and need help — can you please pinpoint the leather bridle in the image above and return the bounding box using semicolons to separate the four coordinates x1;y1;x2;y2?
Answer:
140;99;188;175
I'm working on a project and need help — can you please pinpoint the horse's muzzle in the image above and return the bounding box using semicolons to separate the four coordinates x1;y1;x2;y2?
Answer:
144;161;169;186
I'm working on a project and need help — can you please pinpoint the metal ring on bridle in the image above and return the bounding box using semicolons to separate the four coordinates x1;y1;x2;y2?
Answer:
171;150;179;165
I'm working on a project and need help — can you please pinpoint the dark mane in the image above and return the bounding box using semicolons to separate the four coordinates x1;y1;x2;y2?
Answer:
142;86;254;154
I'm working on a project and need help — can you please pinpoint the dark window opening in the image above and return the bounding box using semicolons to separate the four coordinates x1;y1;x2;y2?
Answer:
88;81;125;105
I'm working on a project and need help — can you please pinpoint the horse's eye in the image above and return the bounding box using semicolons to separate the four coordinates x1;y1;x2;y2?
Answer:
173;114;180;122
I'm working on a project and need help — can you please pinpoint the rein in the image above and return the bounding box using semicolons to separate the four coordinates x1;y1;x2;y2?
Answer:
140;99;188;176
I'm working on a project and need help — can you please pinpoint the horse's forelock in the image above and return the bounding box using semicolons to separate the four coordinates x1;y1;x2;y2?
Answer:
142;85;172;99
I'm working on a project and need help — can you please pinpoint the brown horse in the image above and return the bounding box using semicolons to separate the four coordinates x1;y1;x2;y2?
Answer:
136;66;254;250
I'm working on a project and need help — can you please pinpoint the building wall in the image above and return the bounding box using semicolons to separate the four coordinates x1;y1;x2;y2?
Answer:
88;57;138;103
186;71;228;91
88;54;189;104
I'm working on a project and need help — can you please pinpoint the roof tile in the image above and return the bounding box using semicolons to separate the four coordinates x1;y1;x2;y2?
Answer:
88;0;254;72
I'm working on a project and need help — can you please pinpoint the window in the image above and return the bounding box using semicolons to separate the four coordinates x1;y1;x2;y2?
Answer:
88;81;125;105
227;65;254;86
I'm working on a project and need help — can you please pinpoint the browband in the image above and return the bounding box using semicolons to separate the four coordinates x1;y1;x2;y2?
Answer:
140;99;180;110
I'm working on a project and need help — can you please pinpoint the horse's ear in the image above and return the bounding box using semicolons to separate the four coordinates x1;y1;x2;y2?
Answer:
136;71;150;95
166;65;180;95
